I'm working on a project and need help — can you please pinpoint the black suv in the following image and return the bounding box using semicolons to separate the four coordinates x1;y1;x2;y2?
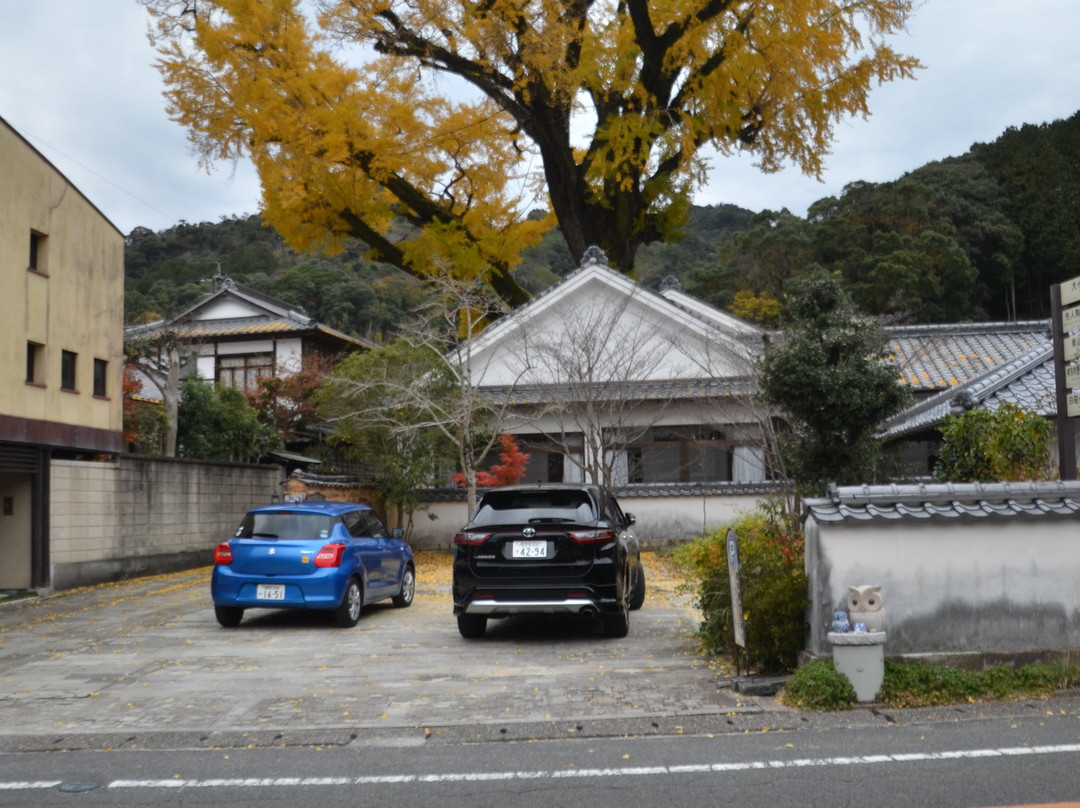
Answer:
452;484;645;638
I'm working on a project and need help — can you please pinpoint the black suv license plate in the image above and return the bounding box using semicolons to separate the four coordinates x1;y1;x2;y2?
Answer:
511;540;547;559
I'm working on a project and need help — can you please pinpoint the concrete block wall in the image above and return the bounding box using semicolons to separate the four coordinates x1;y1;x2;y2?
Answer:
49;456;279;590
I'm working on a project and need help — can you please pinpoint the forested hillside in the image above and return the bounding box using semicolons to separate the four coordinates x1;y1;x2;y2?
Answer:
124;110;1080;335
123;203;755;339
688;110;1080;324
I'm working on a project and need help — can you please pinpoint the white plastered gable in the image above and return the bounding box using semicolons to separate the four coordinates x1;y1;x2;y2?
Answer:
466;258;762;389
190;295;266;321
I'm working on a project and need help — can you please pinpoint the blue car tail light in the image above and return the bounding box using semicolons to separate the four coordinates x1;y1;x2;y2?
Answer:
313;542;346;568
214;543;233;565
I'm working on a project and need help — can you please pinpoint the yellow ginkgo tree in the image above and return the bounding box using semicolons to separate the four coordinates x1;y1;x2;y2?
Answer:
141;0;920;304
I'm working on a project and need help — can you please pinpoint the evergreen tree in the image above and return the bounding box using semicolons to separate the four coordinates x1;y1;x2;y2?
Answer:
757;270;909;495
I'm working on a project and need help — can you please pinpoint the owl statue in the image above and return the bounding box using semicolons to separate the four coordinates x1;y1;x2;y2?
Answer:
847;585;886;633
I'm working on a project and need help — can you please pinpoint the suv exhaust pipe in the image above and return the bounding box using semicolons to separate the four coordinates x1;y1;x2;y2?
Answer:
578;605;598;620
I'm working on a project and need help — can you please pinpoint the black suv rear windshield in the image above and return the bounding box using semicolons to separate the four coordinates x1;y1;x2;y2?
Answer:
471;490;596;526
235;511;334;540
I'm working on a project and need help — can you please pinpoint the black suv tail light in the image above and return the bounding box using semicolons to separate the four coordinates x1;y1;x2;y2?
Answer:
568;529;617;544
454;531;491;546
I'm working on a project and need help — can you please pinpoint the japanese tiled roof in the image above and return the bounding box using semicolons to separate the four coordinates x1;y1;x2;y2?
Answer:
171;316;366;345
290;470;363;489
878;342;1056;440
128;366;162;403
882;321;1050;393
480;377;758;406
125;279;377;350
803;481;1080;524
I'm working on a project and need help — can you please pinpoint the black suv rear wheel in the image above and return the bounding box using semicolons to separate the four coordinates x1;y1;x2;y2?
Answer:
457;614;487;638
628;562;646;610
602;606;629;638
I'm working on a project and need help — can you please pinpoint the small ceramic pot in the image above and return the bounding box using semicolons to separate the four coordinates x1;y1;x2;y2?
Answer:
831;611;850;633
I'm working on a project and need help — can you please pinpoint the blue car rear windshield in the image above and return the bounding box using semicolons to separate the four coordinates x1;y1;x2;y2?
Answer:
235;511;334;540
471;490;595;526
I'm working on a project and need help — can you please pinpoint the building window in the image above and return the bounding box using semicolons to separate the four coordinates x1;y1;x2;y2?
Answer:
29;231;46;274
547;453;564;483
26;342;44;385
624;427;737;484
93;358;108;398
61;350;77;391
217;354;272;394
515;436;581;484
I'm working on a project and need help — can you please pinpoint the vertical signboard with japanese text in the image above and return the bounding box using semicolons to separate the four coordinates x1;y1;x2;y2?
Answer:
1052;278;1080;479
726;528;746;650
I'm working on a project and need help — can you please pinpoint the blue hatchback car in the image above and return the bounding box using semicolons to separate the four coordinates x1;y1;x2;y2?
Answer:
211;501;415;628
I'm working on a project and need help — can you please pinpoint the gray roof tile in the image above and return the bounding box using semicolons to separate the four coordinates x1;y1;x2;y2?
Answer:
803;482;1080;524
482;377;757;406
879;337;1055;439
882;321;1050;392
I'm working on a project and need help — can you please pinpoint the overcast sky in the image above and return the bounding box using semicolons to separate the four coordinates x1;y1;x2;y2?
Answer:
2;1;1079;237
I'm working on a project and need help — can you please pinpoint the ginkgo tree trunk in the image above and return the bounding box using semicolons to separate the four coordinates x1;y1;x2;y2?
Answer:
141;0;919;304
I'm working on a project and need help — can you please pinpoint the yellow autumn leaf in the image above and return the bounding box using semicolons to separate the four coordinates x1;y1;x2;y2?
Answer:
143;0;919;300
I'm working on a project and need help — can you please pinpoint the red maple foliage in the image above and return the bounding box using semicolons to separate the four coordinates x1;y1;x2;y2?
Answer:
248;352;337;444
451;434;530;488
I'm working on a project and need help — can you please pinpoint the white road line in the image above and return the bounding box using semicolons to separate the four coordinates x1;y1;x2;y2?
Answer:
4;744;1079;791
0;782;63;790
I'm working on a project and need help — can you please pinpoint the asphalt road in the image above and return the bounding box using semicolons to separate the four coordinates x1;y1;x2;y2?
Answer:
3;704;1080;807
4;551;1080;806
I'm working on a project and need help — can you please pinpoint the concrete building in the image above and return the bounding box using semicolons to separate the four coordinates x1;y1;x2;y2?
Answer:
0;116;124;589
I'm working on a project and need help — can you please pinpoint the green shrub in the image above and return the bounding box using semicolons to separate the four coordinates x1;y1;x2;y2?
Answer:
934;402;1053;482
783;660;1080;712
673;500;807;673
879;661;1067;707
782;660;857;710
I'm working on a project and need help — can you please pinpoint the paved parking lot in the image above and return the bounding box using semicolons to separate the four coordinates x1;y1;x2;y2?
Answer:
0;552;785;751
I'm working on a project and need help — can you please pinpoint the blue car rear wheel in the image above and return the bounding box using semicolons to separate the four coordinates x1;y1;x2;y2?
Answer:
215;605;244;628
334;577;363;627
392;565;415;608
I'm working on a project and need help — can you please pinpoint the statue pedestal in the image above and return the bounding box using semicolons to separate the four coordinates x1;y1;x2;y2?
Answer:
828;631;886;702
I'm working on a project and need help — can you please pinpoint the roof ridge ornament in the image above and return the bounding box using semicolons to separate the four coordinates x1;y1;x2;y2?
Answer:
580;245;610;269
660;275;682;292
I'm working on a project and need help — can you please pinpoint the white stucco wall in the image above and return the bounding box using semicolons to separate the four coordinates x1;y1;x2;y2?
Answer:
805;515;1080;659
216;339;275;355
197;299;259;320
465;266;760;389
275;338;303;374
195;354;215;381
405;489;769;548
